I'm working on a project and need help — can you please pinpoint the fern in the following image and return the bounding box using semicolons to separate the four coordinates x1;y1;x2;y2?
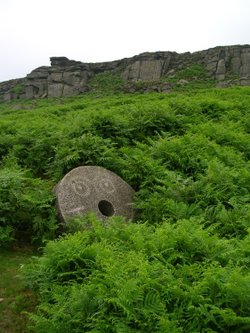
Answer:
1;86;250;331
23;216;250;332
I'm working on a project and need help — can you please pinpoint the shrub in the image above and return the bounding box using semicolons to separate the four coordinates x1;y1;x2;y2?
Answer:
0;164;57;246
50;133;117;179
10;83;25;96
88;73;124;94
1;86;250;331
0;225;14;248
23;217;250;333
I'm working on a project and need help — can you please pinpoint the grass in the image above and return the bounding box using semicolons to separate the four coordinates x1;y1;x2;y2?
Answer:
0;248;36;333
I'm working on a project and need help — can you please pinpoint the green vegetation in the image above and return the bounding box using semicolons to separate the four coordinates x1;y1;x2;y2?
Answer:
0;248;36;333
0;85;250;332
23;216;250;333
172;63;208;79
88;73;125;94
11;84;25;96
0;165;56;247
162;63;216;90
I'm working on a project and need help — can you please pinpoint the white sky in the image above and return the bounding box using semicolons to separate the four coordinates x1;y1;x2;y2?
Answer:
0;0;250;82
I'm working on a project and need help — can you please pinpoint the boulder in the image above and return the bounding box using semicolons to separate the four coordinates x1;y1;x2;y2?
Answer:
55;166;135;222
50;57;72;67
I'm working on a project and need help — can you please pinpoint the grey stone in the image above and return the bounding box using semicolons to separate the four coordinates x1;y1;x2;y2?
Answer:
62;70;89;92
240;50;250;76
26;67;50;79
62;84;77;96
1;45;250;100
55;166;135;222
216;81;232;88
25;85;35;99
0;78;26;100
166;69;175;76
206;61;218;74
161;83;171;93
178;79;189;85
4;92;13;101
216;59;226;80
121;60;140;81
231;56;241;74
63;71;84;85
50;57;71;67
33;83;47;97
48;83;64;97
50;72;63;82
240;77;250;86
122;60;164;81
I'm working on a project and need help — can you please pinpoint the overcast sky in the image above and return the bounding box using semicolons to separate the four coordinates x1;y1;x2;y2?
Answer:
0;0;250;82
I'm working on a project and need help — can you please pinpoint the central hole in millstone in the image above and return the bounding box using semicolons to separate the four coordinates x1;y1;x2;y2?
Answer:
98;200;115;217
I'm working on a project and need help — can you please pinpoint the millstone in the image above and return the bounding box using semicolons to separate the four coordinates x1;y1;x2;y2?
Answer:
55;166;135;222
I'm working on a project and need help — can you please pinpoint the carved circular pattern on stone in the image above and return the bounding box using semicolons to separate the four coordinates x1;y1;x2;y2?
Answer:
96;178;116;194
55;166;135;222
71;178;91;197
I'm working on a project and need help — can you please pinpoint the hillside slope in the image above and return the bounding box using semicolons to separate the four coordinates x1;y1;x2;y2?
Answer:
1;87;250;332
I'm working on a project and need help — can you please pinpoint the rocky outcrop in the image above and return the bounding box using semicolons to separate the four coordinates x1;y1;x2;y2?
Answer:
0;78;26;101
1;45;250;100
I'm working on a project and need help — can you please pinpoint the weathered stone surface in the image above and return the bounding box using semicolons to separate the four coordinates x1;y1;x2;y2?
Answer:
55;166;135;222
48;83;64;97
50;57;81;67
231;56;241;74
3;92;14;101
62;84;77;97
50;72;63;82
240;48;250;76
0;78;26;100
240;78;250;86
216;59;226;80
122;60;164;81
178;79;189;85
27;67;50;79
1;45;250;100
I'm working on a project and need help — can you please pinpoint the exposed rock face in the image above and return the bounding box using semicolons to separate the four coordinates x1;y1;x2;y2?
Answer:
121;58;168;81
0;78;26;101
1;45;250;100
